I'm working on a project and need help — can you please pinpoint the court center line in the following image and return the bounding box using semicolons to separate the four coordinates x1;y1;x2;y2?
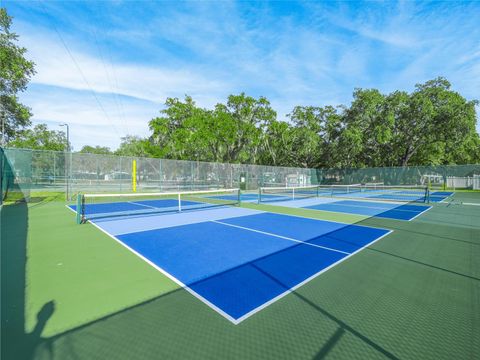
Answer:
128;201;160;209
211;220;350;255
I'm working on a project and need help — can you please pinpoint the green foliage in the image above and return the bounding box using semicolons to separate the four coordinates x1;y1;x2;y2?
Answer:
141;79;479;168
8;124;67;151
288;105;344;168
115;135;150;157
0;8;36;142
148;93;276;163
79;145;112;155
259;119;295;166
380;78;479;166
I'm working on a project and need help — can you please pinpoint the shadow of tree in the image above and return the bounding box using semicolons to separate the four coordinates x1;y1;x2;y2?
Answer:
1;151;56;360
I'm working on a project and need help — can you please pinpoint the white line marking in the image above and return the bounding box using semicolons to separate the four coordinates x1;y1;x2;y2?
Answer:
463;202;480;206
234;229;394;323
304;204;420;222
88;220;239;324
111;208;265;237
324;201;427;213
86;211;393;325
65;204;76;214
255;206;392;233
128;201;158;209
436;192;454;203
318;197;409;206
407;205;433;221
297;206;372;218
211;220;350;255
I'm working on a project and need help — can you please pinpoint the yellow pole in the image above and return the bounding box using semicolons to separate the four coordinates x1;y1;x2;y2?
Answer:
132;159;137;192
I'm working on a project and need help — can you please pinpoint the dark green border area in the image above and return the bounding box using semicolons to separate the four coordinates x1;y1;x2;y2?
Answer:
1;191;479;359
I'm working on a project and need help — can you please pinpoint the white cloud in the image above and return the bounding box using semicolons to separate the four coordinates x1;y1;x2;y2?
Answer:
23;32;227;104
19;83;160;150
12;0;480;150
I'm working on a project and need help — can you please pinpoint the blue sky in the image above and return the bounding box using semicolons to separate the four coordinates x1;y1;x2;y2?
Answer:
4;0;480;150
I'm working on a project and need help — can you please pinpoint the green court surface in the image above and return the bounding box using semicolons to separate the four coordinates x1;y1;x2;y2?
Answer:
1;192;479;359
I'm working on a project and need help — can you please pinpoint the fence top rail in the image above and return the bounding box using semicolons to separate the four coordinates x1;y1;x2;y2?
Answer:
3;147;480;179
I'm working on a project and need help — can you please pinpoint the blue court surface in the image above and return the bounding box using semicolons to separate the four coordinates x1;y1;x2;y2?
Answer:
314;189;452;203
429;190;454;202
69;197;241;220
89;208;391;323
303;200;432;221
70;198;202;217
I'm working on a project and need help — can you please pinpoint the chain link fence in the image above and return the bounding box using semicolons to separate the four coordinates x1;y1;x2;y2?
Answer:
315;164;480;188
1;148;318;201
2;147;479;203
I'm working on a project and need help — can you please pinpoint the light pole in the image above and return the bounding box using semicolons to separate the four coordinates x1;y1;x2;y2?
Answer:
59;123;70;200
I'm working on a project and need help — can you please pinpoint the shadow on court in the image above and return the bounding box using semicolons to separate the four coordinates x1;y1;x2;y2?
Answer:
2;187;479;359
25;273;399;360
9;220;406;359
1;152;56;360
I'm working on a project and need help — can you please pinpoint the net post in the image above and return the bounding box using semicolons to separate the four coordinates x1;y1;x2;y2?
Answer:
76;194;82;224
258;188;261;204
178;193;182;212
132;159;137;192
237;189;241;205
292;188;295;200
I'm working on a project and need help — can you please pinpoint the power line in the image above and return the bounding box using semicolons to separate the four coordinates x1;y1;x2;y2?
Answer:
90;3;129;135
39;1;123;141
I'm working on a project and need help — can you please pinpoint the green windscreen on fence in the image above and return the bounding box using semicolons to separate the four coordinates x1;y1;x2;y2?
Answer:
1;147;479;203
1;147;32;203
315;164;480;189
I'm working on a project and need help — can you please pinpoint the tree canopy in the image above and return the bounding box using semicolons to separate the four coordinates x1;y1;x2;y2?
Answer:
5;76;479;168
141;77;479;168
79;145;112;155
0;8;36;142
8;123;67;151
148;93;276;163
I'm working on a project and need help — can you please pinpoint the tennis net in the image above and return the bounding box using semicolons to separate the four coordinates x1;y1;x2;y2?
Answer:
258;185;320;203
258;184;429;204
75;188;241;223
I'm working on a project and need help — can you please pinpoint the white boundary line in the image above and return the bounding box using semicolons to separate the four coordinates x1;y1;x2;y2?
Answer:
407;205;433;221
435;191;454;203
65;204;77;214
66;204;394;324
302;202;430;222
322;200;429;213
233;229;394;323
211;220;350;255
463;202;480;206
257;205;391;233
88;221;239;324
313;192;427;205
66;203;237;323
128;201;158;209
317;196;408;206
